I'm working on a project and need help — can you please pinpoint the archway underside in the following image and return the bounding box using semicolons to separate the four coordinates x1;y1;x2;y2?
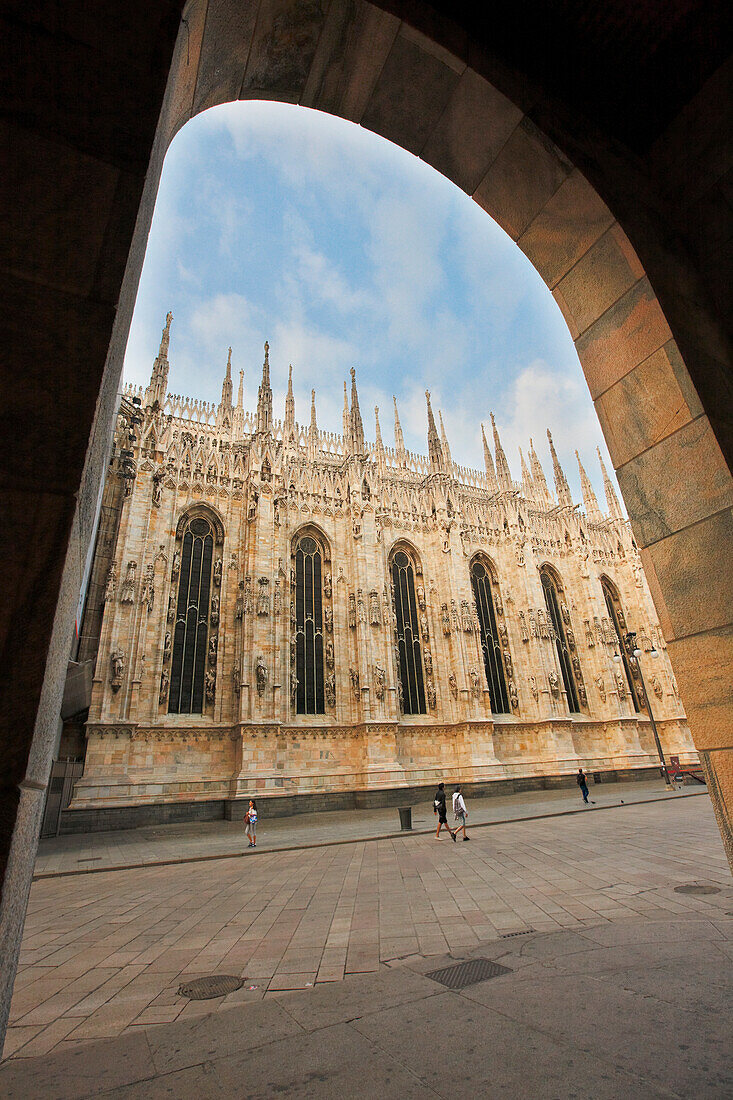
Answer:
1;0;731;1055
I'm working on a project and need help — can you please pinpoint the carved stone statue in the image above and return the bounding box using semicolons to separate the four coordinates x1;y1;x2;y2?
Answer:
498;624;509;648
244;576;253;614
152;468;163;507
235;581;244;621
167;594;176;622
424;649;433;676
247;491;258;522
571;654;581;676
561;602;570;626
213;558;222;587
529;609;538;637
374;664;386;701
205;668;216;703
257;577;270;617
352;515;362;539
417;584;426;611
397;678;404;711
509;681;519;710
566;628;576;650
120;560;137;603
163;632;171;660
504;651;513;678
420;613;429;641
426;679;437;709
469;668;480;697
326;640;334;669
255;656;268;697
171;550;180;581
584;619;595;648
348;593;356;628
290;671;297;708
369;590;381;626
208;633;217;665
530;676;538;700
578;681;587;706
357;589;366;624
324;607;333;633
110;650;125;692
273;580;281;616
651;675;663;699
159;668;169;705
324;572;332;598
494;594;503;617
594;674;606;702
210;594;219;627
461;600;473;632
105;563;117;601
549;670;560;698
441;603;451;635
232;660;241;696
449;672;458;699
349;667;360;700
325;672;336;707
615;672;627;698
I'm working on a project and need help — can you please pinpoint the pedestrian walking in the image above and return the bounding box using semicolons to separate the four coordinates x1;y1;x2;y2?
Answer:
433;782;456;841
576;769;594;805
452;786;470;840
244;799;258;846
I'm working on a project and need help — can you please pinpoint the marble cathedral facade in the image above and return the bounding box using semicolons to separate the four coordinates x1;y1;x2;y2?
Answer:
71;314;696;825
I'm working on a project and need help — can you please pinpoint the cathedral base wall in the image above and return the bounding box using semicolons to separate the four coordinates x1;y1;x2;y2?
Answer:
63;716;698;832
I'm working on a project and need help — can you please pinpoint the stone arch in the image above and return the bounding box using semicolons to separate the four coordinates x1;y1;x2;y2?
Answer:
174;501;225;544
291;521;332;561
387;537;423;570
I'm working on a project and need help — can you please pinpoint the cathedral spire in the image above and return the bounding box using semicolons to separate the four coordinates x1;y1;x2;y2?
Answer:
393;396;406;464
349;368;365;455
256;341;273;434
146;310;172;408
519;447;534;500
576;451;602;523
308;389;318;459
529;437;551;504
343;381;350;450
426;391;444;472
439;410;453;470
547;429;573;508
481;423;498;492
598;447;623;520
284;362;295;436
233;368;244;438
220;347;233;409
491;413;512;489
374;405;385;470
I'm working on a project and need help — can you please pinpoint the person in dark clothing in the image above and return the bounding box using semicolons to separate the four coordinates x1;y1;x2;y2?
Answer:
577;769;594;805
433;782;456;841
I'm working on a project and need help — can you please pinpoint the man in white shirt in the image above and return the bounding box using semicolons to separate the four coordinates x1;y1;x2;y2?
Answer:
452;786;470;841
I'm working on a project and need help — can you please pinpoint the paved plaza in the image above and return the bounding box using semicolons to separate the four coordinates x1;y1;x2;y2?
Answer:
1;793;731;1097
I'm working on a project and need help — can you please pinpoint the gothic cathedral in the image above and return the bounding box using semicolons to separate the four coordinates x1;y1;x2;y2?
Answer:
70;313;696;827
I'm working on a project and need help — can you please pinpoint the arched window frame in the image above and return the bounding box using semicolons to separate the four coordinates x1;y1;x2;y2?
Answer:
167;505;224;715
389;542;426;715
470;555;511;714
291;526;331;716
540;564;584;713
601;575;643;712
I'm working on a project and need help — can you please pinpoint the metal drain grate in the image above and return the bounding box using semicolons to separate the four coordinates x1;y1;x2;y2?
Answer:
426;958;512;989
178;975;243;1000
674;884;721;896
501;930;533;938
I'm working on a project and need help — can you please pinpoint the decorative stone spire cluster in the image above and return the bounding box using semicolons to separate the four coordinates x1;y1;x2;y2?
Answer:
308;389;318;459
348;368;365;455
439;410;452;470
256;342;273;434
598;447;623;520
284;363;295;437
491;413;512;490
529;437;552;505
146;311;172;408
220;347;233;410
576;451;602;523
425;391;445;472
519;447;534;500
547;429;573;508
393;396;406;465
232;367;244;437
481;423;498;492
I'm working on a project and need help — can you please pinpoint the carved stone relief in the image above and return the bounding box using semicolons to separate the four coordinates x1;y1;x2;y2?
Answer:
255;656;268;697
110;650;125;692
120;561;137;604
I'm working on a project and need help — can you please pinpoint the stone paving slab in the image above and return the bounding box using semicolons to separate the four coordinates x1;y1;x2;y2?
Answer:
1;914;730;1098
3;795;731;1072
34;779;704;878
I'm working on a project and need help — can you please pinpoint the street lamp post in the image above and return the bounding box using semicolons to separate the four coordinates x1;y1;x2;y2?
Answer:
618;631;670;786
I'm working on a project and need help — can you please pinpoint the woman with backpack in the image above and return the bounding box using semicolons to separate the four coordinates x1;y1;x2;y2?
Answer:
244;799;258;847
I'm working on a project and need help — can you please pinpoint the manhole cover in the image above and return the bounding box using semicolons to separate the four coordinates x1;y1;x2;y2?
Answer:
178;975;243;1000
674;884;721;896
426;958;512;989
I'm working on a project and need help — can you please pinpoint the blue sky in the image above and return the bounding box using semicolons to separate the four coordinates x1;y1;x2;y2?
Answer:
124;101;617;504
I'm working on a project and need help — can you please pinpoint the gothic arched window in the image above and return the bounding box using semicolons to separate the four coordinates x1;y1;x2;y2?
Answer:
390;547;426;714
471;559;510;714
601;576;642;711
169;514;216;714
540;566;580;713
293;532;325;714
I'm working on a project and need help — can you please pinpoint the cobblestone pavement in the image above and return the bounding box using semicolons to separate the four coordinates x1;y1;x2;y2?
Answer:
35;779;702;877
3;794;730;1077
